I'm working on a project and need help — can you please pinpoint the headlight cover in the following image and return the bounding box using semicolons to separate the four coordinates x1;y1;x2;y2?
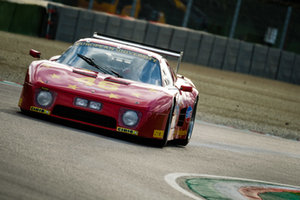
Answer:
75;98;88;107
122;110;139;127
89;101;102;110
74;98;102;111
36;90;53;107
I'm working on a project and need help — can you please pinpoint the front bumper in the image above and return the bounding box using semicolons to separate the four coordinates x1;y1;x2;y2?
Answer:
19;82;169;139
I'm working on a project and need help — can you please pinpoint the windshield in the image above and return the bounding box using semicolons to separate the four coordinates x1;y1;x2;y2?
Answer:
57;41;162;86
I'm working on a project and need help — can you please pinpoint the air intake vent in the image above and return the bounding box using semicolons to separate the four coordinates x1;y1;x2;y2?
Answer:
52;105;116;129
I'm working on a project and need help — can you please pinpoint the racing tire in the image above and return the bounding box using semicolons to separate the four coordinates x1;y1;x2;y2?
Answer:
177;96;198;146
20;108;30;115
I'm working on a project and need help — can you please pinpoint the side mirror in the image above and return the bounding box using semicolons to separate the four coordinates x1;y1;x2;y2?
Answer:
29;49;41;58
180;85;193;92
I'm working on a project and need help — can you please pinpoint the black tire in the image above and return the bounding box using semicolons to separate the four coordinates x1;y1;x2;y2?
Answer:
20;108;30;115
158;101;175;147
177;96;198;146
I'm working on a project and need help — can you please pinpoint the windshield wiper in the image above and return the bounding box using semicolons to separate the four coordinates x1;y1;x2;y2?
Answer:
77;54;122;78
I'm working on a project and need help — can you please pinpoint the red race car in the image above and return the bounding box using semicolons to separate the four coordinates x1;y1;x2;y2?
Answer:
19;33;198;146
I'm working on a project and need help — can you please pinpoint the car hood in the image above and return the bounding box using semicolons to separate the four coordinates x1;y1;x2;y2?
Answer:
28;61;174;112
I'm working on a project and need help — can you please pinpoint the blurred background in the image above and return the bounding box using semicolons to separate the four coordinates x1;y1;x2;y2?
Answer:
0;0;299;84
0;0;299;137
44;0;300;54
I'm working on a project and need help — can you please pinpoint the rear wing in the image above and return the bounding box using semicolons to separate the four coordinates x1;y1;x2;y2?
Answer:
93;32;183;73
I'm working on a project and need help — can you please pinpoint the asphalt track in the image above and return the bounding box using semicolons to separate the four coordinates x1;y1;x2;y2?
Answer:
0;81;300;200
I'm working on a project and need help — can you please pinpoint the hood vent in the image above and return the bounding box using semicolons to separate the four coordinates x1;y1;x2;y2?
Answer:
104;77;130;85
73;69;97;78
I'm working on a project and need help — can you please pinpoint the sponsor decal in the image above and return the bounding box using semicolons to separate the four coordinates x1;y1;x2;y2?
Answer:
30;106;51;115
117;127;138;136
178;130;187;136
186;106;193;121
153;130;164;139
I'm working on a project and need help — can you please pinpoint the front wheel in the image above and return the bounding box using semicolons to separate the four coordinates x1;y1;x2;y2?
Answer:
177;97;198;146
158;101;175;147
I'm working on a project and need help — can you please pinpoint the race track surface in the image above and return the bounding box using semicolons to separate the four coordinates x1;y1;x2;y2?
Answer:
0;82;300;200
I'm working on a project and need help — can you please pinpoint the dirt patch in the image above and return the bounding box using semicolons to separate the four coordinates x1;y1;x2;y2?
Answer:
1;31;299;140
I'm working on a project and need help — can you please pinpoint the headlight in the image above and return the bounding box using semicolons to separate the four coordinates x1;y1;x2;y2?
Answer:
89;101;102;110
75;98;88;107
122;110;139;127
74;98;102;111
36;90;53;107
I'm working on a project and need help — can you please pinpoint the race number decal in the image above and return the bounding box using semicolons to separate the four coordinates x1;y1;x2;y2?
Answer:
153;130;164;139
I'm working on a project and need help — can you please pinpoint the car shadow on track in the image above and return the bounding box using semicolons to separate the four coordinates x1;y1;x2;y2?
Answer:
17;110;183;149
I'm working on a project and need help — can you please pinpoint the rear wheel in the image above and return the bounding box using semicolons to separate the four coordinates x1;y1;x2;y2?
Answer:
177;97;198;146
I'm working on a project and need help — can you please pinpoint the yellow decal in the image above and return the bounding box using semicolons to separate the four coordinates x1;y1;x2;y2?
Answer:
51;73;60;79
38;78;45;83
153;130;164;139
132;92;141;98
97;81;120;91
178;130;187;136
30;106;51;115
74;78;120;92
109;93;119;99
18;97;23;107
149;88;158;93
75;77;95;86
42;64;52;68
68;84;77;90
41;87;49;91
117;127;138;135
